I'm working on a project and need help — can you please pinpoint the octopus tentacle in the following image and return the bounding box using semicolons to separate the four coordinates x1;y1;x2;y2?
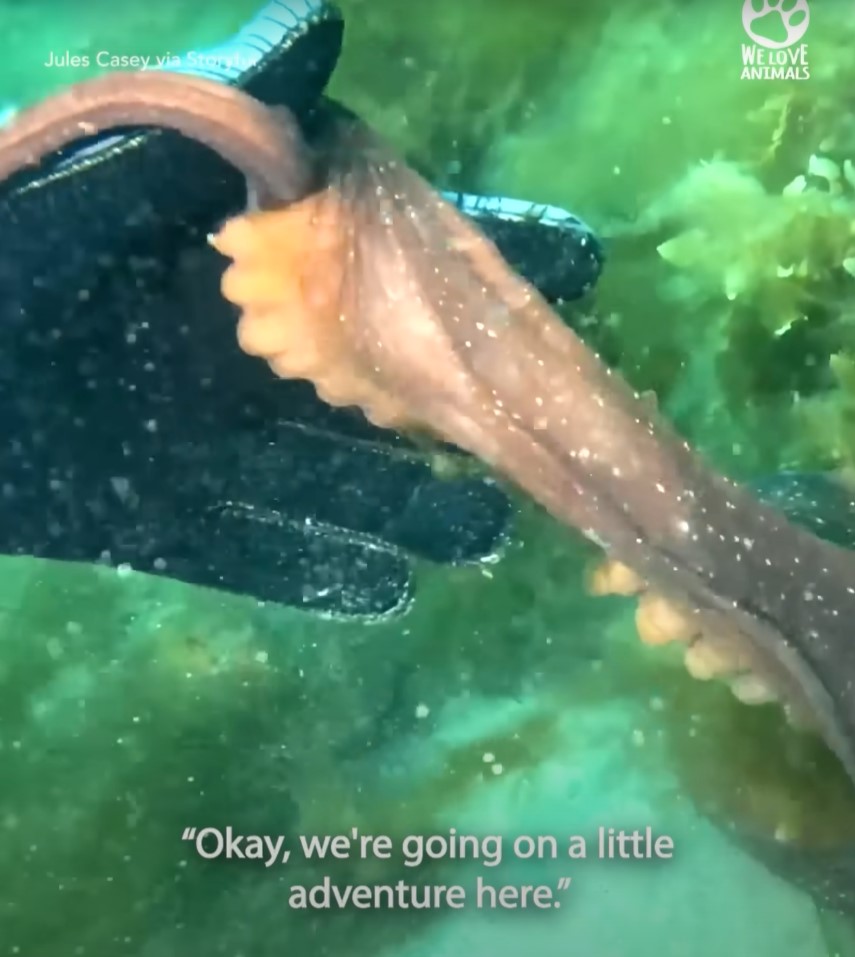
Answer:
0;72;315;204
214;111;855;786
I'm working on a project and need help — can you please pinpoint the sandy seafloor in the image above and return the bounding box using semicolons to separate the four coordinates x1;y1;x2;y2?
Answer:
379;699;827;957
0;542;843;957
3;1;855;955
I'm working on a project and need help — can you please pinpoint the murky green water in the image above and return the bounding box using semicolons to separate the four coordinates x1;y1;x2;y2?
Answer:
3;2;855;955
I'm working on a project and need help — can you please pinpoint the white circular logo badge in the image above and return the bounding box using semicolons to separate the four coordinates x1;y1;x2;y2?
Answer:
742;0;810;49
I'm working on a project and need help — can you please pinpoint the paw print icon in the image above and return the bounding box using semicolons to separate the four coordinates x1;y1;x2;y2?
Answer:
742;0;810;49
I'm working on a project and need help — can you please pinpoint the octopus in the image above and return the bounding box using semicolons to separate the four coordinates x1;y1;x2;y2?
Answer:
2;72;855;799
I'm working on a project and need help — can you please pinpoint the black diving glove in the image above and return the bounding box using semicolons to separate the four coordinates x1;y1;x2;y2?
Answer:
0;0;604;617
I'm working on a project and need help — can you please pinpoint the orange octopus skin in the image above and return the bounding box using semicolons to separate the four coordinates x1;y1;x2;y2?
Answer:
214;191;417;431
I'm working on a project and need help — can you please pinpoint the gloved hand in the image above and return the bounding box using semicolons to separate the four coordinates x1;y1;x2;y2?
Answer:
0;0;604;617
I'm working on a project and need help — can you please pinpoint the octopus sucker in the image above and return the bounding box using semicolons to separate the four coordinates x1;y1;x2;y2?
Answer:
685;634;753;681
217;123;513;445
592;552;804;713
213;184;420;430
585;558;644;597
635;592;699;647
730;673;779;706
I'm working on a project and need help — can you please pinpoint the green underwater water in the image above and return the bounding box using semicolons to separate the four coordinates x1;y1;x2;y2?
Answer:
3;1;855;955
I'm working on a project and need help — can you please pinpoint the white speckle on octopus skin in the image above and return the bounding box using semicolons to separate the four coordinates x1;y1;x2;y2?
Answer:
584;528;608;548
